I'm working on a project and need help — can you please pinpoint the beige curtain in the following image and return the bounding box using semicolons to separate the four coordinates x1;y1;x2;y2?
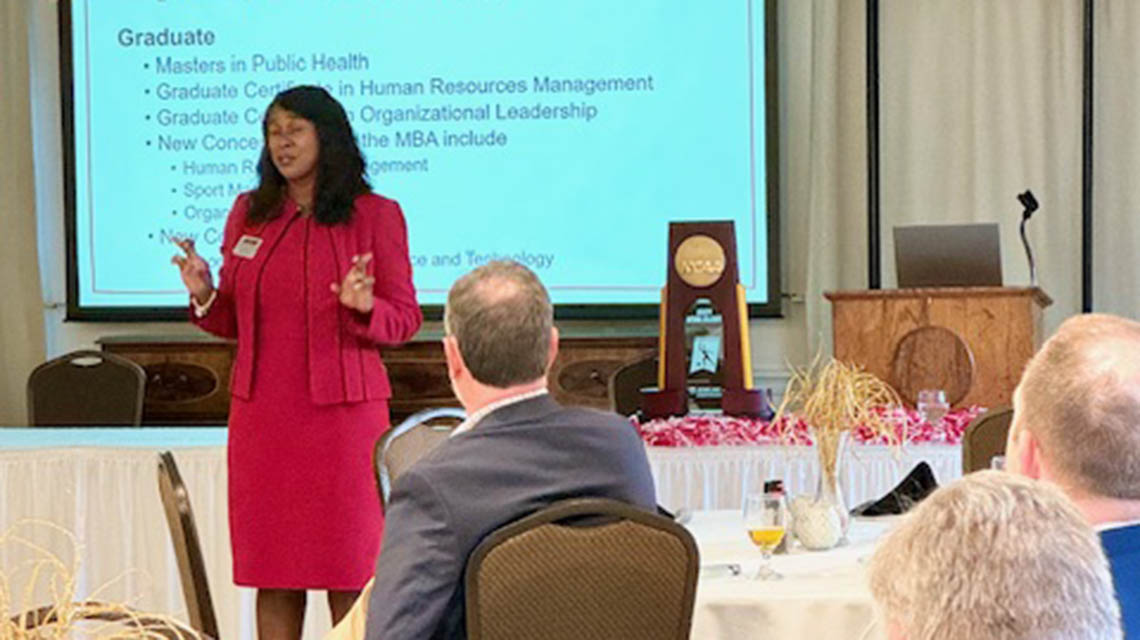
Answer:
723;0;870;393
1092;0;1140;320
764;0;868;369
880;0;1085;331
0;0;46;425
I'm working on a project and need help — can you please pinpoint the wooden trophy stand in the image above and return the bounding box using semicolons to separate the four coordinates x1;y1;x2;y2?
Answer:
641;221;768;418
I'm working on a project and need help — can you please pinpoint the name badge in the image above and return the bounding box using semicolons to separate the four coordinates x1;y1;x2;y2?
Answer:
232;235;263;259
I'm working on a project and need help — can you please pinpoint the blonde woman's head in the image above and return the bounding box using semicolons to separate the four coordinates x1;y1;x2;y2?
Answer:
868;470;1121;640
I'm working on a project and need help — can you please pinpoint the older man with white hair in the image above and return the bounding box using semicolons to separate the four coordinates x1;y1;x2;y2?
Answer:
1005;313;1140;636
868;470;1121;640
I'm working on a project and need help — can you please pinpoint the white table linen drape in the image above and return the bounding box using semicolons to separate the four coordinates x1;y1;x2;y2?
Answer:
0;430;955;639
650;443;961;512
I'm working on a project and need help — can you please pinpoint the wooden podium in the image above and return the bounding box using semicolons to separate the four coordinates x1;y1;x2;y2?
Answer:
824;287;1052;409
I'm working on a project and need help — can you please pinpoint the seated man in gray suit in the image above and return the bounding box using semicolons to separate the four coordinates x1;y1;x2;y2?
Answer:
363;260;658;640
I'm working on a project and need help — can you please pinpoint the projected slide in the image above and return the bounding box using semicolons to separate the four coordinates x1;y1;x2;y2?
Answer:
67;0;771;312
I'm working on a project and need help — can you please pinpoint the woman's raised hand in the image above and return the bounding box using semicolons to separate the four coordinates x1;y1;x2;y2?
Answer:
171;238;215;303
331;253;375;313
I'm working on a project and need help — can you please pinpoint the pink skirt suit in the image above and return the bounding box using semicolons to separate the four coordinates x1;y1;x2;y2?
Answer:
191;192;422;588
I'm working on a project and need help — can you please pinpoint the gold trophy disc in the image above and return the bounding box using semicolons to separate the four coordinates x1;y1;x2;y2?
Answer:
673;235;726;288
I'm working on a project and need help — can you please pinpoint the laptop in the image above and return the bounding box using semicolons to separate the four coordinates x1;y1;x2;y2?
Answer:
893;223;1002;288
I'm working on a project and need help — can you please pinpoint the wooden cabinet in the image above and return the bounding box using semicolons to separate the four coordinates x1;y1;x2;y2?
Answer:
99;335;235;425
824;287;1052;409
100;334;656;425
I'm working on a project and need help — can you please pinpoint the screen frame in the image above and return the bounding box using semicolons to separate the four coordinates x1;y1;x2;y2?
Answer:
60;0;781;322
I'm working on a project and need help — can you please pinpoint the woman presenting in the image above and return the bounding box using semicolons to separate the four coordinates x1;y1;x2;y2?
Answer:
172;85;421;639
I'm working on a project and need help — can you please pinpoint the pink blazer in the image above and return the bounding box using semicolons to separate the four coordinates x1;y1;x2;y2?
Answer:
191;192;422;405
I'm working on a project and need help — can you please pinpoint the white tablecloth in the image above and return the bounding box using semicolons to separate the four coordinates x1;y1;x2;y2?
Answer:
0;429;949;639
687;510;896;640
650;443;962;513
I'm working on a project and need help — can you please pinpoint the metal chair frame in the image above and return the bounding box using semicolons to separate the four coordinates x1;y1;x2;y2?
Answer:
27;349;146;426
157;451;219;640
608;356;658;418
10;601;203;639
962;406;1015;473
373;407;466;510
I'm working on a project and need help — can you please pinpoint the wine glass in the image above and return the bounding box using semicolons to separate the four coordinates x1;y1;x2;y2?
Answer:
916;389;949;425
743;491;787;580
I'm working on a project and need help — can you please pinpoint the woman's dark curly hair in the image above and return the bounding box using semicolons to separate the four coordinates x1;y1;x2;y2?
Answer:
246;85;370;226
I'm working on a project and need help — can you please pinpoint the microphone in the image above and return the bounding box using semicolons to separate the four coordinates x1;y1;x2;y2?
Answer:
1017;190;1039;219
1017;190;1038;286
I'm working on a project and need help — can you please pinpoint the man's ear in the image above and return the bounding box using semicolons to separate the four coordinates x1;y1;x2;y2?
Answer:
442;335;465;381
545;326;560;372
1021;429;1045;480
1010;426;1044;480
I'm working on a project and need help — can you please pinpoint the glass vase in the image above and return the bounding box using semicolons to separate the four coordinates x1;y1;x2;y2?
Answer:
789;431;851;550
815;431;851;537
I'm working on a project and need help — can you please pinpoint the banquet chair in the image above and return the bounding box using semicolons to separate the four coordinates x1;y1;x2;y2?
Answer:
609;356;658;417
157;451;220;640
465;498;699;640
962;407;1014;473
27;349;146;426
374;407;466;511
9;601;203;639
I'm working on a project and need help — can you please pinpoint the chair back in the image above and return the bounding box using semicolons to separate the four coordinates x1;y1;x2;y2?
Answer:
962;407;1014;473
609;356;658;417
465;498;699;640
27;350;145;425
374;407;466;511
10;601;203;639
157;451;219;640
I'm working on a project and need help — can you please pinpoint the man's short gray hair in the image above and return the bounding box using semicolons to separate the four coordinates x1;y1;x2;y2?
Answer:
868;471;1121;640
444;260;553;388
1013;313;1140;499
